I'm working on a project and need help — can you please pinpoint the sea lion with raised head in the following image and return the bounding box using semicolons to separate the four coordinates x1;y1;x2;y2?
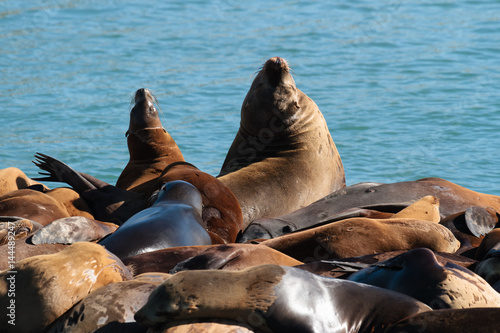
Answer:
99;180;212;260
0;167;48;196
218;57;345;228
116;88;185;195
134;264;430;333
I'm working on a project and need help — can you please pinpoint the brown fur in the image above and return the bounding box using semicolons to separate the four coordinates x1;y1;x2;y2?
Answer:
0;189;71;226
135;265;285;328
124;244;302;276
475;229;500;260
116;88;184;195
44;187;94;219
149;320;255;333
0;242;132;332
0;167;49;196
258;217;460;262
218;57;345;228
154;163;243;243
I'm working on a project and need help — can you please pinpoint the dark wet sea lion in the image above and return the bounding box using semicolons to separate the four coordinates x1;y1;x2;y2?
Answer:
0;167;49;196
475;228;500;260
385;308;500;333
99;180;212;260
135;264;430;332
218;57;345;228
348;248;500;309
240;178;500;241
116;88;185;195
153;161;243;244
257;216;459;262
124;243;302;276
45;272;171;333
0;242;132;332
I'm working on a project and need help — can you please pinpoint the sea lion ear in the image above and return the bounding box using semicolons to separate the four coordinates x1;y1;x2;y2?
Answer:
125;130;130;137
162;127;167;133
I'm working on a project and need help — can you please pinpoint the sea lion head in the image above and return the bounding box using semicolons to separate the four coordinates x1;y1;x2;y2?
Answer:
127;88;165;136
241;57;301;136
153;180;203;215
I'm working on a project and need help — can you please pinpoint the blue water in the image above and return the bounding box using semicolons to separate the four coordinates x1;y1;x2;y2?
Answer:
1;1;499;195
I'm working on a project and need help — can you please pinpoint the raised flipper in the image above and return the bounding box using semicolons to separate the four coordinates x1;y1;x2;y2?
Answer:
32;152;97;193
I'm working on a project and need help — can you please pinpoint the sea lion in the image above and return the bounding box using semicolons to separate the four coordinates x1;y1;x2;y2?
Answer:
31;216;118;244
134;264;430;332
348;248;500;309
124;243;302;276
152;161;243;243
34;152;146;224
257;215;459;262
218;57;345;228
116;88;185;195
0;216;41;245
0;188;73;226
45;272;171;333
99;180;212;260
150;319;255;333
240;178;500;241
0;242;132;332
295;249;477;279
475;228;500;260
239;194;440;242
0;167;48;196
0;237;67;271
385;307;500;333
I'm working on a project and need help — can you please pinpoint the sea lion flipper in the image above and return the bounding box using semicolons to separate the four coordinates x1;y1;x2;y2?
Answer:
32;152;97;192
465;206;498;238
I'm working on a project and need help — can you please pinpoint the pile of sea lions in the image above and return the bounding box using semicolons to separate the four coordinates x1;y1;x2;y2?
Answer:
1;57;500;332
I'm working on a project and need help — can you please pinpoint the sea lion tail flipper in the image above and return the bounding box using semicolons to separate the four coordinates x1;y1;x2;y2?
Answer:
32;152;97;192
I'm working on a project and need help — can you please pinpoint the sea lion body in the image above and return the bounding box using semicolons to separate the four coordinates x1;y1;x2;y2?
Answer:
258;216;459;262
154;162;243;244
135;264;430;333
99;180;212;260
124;243;302;276
0;242;131;332
218;57;345;228
46;272;170;333
240;178;500;241
0;167;48;196
348;248;500;309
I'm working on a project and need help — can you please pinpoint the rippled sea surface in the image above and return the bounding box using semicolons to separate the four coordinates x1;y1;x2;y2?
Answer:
1;1;499;194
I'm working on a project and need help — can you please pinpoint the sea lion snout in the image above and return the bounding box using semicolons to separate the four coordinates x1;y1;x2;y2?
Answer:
134;88;153;103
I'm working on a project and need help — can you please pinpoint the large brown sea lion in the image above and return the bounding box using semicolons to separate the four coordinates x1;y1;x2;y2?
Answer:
0;242;132;332
0;167;48;196
135;264;430;332
257;215;459;262
218;57;345;228
123;243;302;276
348;248;500;309
116;88;185;195
240;177;500;241
99;180;212;260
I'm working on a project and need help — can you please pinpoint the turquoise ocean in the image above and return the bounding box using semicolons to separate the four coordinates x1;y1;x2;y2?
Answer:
1;1;499;195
